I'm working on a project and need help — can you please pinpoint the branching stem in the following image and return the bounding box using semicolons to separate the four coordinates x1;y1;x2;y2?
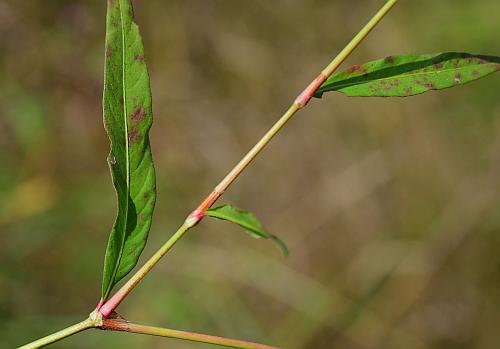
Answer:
20;0;399;347
98;222;191;317
18;315;99;349
98;0;399;319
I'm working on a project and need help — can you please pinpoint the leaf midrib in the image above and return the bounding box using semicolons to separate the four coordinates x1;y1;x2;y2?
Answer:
206;210;266;238
322;62;497;92
105;0;131;300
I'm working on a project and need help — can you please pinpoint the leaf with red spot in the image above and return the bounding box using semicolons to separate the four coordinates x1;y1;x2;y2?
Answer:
314;52;500;97
101;0;156;301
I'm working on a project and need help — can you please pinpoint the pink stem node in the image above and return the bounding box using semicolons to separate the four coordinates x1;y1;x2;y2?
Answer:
294;73;327;108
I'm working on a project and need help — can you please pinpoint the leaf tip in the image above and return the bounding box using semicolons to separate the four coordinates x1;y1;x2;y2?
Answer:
270;235;289;257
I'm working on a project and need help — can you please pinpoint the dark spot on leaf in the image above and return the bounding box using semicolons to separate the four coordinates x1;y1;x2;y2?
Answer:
130;107;146;122
477;58;487;64
384;56;395;64
143;191;150;200
466;57;473;64
404;87;413;95
134;53;145;64
434;62;443;69
454;72;462;83
424;82;436;90
106;46;112;60
346;64;362;74
128;128;141;144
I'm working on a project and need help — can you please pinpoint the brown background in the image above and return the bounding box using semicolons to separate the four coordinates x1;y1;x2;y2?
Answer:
1;1;500;348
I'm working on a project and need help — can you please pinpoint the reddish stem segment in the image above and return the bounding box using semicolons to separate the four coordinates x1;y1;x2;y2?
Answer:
295;73;328;108
187;189;221;225
98;222;192;318
101;316;280;349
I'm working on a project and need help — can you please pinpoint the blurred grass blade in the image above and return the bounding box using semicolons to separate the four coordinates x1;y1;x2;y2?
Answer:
314;52;500;97
205;205;288;255
101;0;156;300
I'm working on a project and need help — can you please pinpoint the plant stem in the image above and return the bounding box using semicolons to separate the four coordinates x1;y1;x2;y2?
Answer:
18;317;97;349
101;317;280;349
99;0;399;318
99;222;191;317
187;0;399;218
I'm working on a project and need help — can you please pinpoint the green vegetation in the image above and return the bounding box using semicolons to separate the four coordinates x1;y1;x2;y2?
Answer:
3;0;498;348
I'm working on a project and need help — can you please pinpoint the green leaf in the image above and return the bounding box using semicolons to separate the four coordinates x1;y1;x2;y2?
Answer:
205;205;288;256
101;0;156;300
314;52;500;98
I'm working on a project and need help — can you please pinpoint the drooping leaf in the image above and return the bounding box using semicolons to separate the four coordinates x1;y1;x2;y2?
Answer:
314;52;500;98
101;0;156;301
205;205;288;255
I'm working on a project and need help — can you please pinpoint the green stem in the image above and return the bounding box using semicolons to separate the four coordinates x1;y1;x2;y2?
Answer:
20;2;400;348
99;222;191;317
322;0;399;77
18;317;97;349
101;317;280;349
188;0;399;217
99;0;399;318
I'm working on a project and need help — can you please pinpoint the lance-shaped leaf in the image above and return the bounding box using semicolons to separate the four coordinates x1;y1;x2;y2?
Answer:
205;205;288;255
101;0;156;301
314;52;500;98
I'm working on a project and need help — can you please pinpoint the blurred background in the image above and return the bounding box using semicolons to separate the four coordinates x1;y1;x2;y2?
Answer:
1;1;499;348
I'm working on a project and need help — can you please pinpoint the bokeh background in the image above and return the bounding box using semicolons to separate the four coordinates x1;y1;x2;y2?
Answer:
1;1;500;348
